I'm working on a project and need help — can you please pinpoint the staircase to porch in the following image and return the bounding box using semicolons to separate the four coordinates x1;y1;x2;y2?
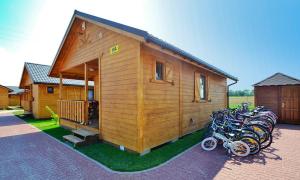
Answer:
63;128;99;147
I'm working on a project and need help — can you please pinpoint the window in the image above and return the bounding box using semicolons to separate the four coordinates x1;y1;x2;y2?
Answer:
194;72;207;102
155;61;164;80
200;75;207;100
88;89;94;101
47;87;54;94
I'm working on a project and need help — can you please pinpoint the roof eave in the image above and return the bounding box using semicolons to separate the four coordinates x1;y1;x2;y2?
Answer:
48;13;77;77
49;10;237;82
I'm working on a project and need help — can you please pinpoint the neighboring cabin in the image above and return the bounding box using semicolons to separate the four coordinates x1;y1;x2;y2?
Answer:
19;62;93;119
48;10;238;154
7;86;24;106
0;85;12;109
254;72;300;124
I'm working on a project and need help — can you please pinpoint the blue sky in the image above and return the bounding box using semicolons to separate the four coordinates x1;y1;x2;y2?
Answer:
0;0;299;90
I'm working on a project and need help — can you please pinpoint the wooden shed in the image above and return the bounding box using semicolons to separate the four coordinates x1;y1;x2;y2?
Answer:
48;10;238;154
254;73;300;124
19;62;93;119
0;85;12;109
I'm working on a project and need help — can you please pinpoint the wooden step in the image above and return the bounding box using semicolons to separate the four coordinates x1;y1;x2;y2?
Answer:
72;129;98;138
63;135;84;147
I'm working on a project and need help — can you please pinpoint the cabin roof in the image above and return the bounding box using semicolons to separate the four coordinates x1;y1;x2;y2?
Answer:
253;72;300;86
0;85;13;92
24;62;93;86
49;10;238;81
7;86;24;95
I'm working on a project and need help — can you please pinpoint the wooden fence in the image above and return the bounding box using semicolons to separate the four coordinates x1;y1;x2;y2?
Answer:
57;100;87;124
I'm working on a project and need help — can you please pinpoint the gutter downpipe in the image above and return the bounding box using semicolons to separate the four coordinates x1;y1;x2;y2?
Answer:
227;79;238;108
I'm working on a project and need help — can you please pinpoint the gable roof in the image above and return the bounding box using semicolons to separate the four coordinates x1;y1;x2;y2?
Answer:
254;73;300;86
7;86;24;95
0;85;13;92
49;10;238;81
22;62;93;86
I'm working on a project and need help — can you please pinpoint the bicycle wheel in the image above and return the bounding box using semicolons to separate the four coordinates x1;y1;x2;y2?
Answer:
230;141;250;157
260;133;273;149
240;128;261;142
239;135;261;155
245;124;270;144
201;137;218;151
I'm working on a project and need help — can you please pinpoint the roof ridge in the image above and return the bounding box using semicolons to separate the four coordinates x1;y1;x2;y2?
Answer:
253;73;278;86
254;72;300;86
277;72;300;82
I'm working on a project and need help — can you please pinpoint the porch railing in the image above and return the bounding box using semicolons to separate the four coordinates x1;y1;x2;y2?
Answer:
57;100;87;124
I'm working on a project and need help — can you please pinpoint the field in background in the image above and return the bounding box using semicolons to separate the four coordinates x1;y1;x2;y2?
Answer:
229;96;254;109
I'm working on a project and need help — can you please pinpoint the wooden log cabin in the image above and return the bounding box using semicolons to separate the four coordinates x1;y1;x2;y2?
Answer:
0;85;12;109
48;10;238;154
7;86;24;106
19;62;94;119
254;73;300;124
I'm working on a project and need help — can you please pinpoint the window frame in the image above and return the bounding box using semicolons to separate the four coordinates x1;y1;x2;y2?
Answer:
199;74;207;101
155;60;165;81
194;72;209;103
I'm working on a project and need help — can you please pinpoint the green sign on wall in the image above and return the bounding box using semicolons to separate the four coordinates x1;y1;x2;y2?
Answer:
110;45;120;55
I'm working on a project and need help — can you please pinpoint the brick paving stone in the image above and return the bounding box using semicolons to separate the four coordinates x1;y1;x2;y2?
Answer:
1;113;300;180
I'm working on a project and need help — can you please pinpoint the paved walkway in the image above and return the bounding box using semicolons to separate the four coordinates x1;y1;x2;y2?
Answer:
1;113;300;180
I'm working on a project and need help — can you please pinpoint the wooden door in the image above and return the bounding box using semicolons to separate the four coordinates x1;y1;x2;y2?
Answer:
255;86;279;117
280;86;300;124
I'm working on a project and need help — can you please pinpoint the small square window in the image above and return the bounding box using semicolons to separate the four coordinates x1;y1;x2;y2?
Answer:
47;87;54;94
156;61;164;80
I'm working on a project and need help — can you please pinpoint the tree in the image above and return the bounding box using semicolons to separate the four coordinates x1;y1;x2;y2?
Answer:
229;89;254;96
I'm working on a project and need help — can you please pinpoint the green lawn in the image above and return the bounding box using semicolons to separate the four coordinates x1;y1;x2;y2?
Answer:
14;111;206;172
229;96;255;110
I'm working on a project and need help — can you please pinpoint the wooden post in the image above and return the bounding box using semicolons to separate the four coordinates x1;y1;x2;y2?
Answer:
98;53;103;137
58;73;63;119
59;73;63;100
179;61;183;136
84;63;89;124
137;48;144;153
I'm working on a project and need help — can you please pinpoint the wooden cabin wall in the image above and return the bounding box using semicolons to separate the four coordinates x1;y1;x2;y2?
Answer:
57;20;141;152
32;84;40;117
93;75;99;101
8;94;21;106
142;47;180;150
141;46;227;151
254;86;279;117
34;84;85;119
20;69;32;87
181;63;227;135
99;28;140;152
0;87;9;109
21;90;32;112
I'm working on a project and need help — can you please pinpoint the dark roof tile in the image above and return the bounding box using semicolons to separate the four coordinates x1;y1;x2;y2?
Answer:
7;86;24;95
254;73;300;86
25;62;93;86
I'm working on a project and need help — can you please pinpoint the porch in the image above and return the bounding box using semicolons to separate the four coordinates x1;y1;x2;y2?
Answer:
57;59;100;133
20;87;32;112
